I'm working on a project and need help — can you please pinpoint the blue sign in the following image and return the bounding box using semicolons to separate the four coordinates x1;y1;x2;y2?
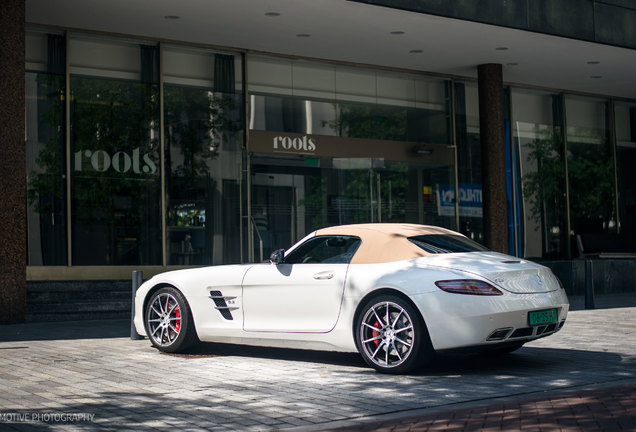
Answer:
437;184;482;218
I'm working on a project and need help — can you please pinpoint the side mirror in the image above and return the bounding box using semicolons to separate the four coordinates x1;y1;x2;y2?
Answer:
269;249;285;265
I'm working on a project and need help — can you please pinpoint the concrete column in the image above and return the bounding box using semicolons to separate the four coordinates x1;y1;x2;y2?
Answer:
478;63;508;253
0;0;26;323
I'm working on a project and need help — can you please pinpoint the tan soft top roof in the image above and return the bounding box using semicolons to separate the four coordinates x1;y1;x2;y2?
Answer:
315;223;462;264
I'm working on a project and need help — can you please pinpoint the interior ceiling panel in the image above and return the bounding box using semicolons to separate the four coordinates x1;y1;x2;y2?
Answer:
26;0;636;99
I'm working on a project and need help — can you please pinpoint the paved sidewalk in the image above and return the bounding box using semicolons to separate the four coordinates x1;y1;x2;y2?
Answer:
319;383;636;431
1;295;635;431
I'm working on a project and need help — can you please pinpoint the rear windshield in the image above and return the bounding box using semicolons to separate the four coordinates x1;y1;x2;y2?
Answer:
408;235;488;254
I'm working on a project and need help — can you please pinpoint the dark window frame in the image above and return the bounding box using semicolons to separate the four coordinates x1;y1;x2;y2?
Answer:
284;235;361;264
408;234;489;254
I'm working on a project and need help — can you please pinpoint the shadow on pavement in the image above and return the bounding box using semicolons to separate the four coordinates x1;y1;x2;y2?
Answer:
0;319;130;342
2;347;632;431
166;341;368;369
161;342;632;380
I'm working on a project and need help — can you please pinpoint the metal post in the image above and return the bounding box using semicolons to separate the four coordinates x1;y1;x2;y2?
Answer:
561;93;572;259
131;270;143;340
584;259;595;310
450;79;460;232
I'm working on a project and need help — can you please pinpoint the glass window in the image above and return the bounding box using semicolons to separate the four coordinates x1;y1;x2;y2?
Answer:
248;56;451;144
565;96;616;239
249;94;337;136
250;155;455;260
26;31;67;265
284;236;361;264
512;89;567;259
26;32;248;269
163;45;244;265
455;81;484;244
249;94;450;144
614;102;636;234
69;36;161;265
408;235;488;253
247;56;454;261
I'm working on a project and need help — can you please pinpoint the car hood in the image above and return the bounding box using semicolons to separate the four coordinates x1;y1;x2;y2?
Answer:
415;252;559;294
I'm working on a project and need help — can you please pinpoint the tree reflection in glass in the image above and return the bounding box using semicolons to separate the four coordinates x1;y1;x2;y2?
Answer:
520;126;568;258
164;86;241;265
71;77;161;265
26;73;67;265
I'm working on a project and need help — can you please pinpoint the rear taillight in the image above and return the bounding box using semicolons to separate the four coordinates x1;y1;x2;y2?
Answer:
435;279;503;296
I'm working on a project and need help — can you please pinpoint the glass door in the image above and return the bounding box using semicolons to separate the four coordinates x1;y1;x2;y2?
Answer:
250;153;455;260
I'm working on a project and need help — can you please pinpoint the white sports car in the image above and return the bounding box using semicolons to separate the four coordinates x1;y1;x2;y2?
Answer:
133;223;569;374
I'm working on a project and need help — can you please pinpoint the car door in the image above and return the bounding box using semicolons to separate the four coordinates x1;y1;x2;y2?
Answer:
242;235;361;332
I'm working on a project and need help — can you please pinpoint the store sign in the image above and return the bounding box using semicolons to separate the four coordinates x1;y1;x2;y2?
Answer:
74;148;157;174
249;130;455;165
437;184;483;218
272;135;316;153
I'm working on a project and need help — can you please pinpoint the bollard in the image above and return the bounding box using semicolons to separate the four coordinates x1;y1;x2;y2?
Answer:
131;270;143;340
584;259;595;310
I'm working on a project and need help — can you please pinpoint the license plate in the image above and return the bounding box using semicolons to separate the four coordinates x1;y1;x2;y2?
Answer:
528;308;558;326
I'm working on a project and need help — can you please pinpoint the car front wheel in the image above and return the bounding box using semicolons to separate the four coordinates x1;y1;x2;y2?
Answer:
355;295;431;374
145;287;197;353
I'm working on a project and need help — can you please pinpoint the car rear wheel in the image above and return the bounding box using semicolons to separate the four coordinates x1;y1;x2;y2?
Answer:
145;287;197;353
355;295;432;374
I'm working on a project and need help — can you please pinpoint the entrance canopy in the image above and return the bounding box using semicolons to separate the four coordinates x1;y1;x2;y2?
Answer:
26;0;636;99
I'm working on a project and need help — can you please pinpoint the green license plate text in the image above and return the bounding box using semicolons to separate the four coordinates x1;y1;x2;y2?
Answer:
528;308;558;326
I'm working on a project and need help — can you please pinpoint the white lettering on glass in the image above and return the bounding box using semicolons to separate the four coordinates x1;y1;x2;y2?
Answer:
74;147;157;174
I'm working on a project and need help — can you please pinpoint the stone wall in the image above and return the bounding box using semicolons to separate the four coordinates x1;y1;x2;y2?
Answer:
0;0;26;324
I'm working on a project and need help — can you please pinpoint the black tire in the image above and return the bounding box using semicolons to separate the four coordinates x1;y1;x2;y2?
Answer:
144;286;197;353
355;294;433;374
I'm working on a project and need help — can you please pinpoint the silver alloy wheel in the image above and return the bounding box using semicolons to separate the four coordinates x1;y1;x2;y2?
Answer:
359;300;415;368
147;292;182;347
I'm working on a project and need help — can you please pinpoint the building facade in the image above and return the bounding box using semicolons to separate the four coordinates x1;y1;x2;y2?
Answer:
2;0;636;322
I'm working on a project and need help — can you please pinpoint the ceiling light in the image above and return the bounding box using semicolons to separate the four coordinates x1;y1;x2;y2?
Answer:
164;15;180;20
264;12;280;16
390;31;405;35
296;34;311;38
409;49;423;53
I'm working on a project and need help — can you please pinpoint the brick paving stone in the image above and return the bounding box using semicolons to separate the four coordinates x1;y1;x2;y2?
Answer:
320;383;636;432
1;300;636;431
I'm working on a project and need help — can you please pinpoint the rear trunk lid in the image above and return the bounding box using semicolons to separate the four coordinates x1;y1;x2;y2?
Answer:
415;252;560;294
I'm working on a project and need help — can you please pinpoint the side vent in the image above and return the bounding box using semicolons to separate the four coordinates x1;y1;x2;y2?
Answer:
208;290;238;320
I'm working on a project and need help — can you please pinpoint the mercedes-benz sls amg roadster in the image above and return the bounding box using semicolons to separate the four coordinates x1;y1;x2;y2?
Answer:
133;223;569;374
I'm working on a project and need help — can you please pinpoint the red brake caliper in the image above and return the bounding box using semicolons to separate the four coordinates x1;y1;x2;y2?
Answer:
174;305;181;332
372;321;380;347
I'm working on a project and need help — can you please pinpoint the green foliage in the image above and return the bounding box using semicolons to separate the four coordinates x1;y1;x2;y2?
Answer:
164;85;240;182
26;74;66;214
164;85;242;227
522;125;615;238
521;127;566;231
70;77;160;227
566;130;615;226
324;103;407;141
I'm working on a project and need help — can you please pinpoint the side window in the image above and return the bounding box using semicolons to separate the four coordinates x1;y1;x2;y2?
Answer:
285;236;361;264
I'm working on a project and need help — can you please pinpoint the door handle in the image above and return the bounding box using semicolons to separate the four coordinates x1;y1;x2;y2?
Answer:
313;271;334;280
